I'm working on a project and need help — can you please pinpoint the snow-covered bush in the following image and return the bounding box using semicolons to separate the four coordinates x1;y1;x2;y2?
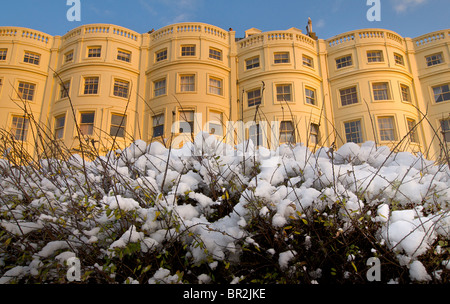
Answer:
0;132;449;284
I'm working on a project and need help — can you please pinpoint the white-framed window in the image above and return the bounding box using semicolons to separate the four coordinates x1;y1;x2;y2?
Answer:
110;114;127;138
247;89;261;107
180;75;195;92
65;51;74;63
401;84;411;102
367;50;384;63
305;87;316;105
154;78;167;97
372;82;390;101
54;114;66;140
378;116;397;141
117;49;131;62
181;45;196;57
60;80;71;99
274;52;289;64
11;115;30;141
302;55;314;68
336;55;352;69
340;86;358;106
310;123;320;145
152;113;165;137
179;110;194;133
406;118;418;143
344;120;363;144
276;84;292;102
394;53;404;65
113;79;130;98
0;49;7;61
209;77;223;96
156;49;168;62
279;121;295;144
426;53;443;67
23;51;40;65
245;57;260;70
440;118;450;143
83;77;99;95
249;123;263;146
79;112;95;136
18;82;36;101
209;111;223;136
209;48;222;61
433;84;450;103
87;46;102;58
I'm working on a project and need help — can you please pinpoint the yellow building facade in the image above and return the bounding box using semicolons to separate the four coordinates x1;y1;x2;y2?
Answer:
0;23;449;160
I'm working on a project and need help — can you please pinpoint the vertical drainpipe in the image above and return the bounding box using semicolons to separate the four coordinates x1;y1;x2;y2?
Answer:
228;28;238;146
36;35;60;159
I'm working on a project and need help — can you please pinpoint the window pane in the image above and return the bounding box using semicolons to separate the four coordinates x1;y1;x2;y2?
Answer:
18;82;36;101
152;114;165;137
310;123;319;145
280;121;295;144
246;57;260;70
426;53;443;66
180;75;195;92
248;89;261;107
274;52;289;64
114;80;130;98
378;117;396;141
55;115;66;139
305;88;316;105
179;111;194;133
345;120;363;144
441;119;450;142
209;111;223;136
303;55;313;67
154;79;166;97
209;48;222;60
407;119;418;143
24;52;40;65
84;77;99;95
0;49;7;61
433;84;450;103
394;53;404;65
276;84;292;102
336;55;352;69
80;112;95;136
110;114;127;138
117;50;131;62
60;81;71;99
372;83;389;100
88;47;101;58
367;51;383;62
401;85;411;102
340;87;358;106
156;49;167;62
249;124;263;146
209;78;223;95
11;116;29;141
181;45;196;56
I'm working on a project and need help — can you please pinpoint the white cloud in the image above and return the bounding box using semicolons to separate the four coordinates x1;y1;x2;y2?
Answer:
315;19;326;29
392;0;428;13
139;0;201;24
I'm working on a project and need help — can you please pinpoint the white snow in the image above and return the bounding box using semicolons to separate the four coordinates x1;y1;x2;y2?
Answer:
279;250;297;270
1;133;449;284
409;260;432;282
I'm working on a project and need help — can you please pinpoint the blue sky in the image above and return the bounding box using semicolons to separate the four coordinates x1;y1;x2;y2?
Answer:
0;0;448;39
